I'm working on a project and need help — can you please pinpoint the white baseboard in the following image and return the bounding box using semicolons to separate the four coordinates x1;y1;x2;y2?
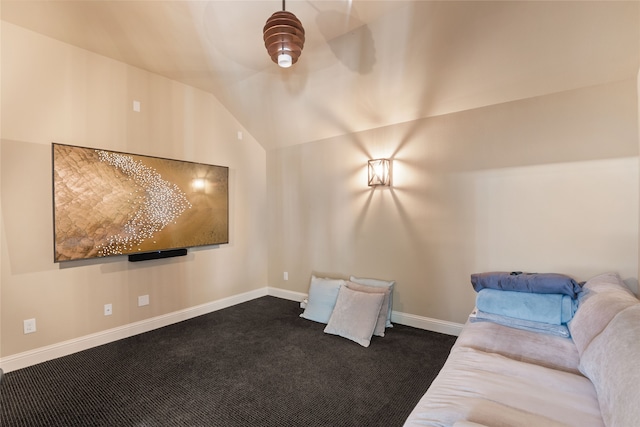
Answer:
0;288;267;373
266;286;307;302
1;286;462;373
391;311;463;336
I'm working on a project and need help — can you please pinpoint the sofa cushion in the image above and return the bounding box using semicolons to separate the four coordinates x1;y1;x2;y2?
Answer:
403;346;603;427
568;273;638;355
579;272;635;295
456;320;581;374
579;304;640;427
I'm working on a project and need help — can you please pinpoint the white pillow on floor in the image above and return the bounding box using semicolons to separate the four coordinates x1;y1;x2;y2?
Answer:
324;286;385;347
345;281;390;337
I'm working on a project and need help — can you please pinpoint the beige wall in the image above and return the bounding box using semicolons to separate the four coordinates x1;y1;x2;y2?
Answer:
267;80;639;324
1;14;639;364
1;23;267;358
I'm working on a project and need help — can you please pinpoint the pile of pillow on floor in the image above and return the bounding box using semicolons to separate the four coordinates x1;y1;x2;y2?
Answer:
299;275;395;347
469;271;583;337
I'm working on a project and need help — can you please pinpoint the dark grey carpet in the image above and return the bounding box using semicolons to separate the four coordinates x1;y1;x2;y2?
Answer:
0;296;456;426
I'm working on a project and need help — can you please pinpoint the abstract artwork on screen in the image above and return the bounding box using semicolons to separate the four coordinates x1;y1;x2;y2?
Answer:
52;143;228;262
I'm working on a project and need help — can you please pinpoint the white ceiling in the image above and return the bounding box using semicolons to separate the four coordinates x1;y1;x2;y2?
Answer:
2;1;639;150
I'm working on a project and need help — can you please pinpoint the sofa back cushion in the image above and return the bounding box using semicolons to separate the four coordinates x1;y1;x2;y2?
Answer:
568;273;638;355
579;304;640;427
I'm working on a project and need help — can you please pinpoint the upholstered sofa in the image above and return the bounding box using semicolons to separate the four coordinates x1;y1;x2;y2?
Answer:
403;272;640;427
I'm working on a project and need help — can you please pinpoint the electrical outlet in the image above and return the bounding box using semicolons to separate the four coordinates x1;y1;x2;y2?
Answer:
138;295;149;307
283;272;288;281
23;318;36;334
104;303;113;316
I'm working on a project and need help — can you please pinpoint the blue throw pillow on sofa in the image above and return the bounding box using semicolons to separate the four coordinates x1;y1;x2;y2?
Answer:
471;272;582;298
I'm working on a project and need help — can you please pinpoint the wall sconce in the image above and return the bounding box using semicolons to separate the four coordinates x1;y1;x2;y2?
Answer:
368;159;391;187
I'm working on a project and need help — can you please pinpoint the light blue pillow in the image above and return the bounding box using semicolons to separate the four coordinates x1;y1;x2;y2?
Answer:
350;275;395;327
300;275;345;323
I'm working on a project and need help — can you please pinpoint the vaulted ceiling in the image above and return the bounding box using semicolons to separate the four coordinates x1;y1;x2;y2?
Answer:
2;1;639;150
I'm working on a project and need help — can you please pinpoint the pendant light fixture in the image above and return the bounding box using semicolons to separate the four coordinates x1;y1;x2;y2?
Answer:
263;0;305;68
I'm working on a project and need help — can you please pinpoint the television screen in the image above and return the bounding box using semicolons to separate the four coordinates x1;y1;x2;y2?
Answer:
52;143;228;262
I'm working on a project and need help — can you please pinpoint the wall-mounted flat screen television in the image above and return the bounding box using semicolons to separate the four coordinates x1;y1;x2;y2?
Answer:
52;143;228;262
